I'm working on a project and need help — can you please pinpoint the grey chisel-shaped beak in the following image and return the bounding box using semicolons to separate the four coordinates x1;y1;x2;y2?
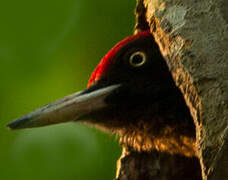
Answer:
7;84;120;130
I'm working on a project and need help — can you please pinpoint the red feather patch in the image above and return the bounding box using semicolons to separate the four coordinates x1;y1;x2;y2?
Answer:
87;30;151;87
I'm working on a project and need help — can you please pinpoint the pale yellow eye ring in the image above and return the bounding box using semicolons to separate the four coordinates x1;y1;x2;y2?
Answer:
129;51;147;67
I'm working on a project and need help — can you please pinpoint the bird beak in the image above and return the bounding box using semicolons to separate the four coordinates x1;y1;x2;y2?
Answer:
7;84;120;130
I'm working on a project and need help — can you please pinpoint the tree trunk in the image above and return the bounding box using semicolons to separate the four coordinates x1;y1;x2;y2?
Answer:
116;0;228;179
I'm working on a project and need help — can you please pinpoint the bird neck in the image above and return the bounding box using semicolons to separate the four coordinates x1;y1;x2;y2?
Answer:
118;93;197;157
119;124;196;157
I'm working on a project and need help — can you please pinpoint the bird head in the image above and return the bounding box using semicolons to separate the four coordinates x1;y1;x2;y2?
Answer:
8;30;195;155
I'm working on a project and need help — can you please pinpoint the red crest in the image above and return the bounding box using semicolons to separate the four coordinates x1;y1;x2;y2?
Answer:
87;30;151;87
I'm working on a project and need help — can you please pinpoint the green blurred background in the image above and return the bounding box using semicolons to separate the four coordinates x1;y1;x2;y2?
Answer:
0;0;135;179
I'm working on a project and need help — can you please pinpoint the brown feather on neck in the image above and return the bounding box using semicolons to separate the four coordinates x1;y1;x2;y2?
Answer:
118;117;197;157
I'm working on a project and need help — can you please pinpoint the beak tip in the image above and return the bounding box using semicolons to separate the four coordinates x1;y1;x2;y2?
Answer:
7;124;14;130
7;116;30;130
7;122;16;130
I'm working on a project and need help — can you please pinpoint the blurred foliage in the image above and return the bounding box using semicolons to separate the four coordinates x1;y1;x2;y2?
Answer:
0;0;135;179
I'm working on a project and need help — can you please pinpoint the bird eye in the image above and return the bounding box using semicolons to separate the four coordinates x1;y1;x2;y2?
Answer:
129;51;146;67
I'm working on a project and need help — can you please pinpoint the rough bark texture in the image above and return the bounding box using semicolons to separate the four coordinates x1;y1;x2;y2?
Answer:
116;0;228;179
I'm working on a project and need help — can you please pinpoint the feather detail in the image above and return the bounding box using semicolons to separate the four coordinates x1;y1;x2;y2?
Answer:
87;30;151;87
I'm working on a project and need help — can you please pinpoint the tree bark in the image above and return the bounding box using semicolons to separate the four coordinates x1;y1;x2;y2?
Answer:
116;0;228;179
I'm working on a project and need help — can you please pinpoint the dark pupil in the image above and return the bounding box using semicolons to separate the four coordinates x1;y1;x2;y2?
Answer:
132;54;143;64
